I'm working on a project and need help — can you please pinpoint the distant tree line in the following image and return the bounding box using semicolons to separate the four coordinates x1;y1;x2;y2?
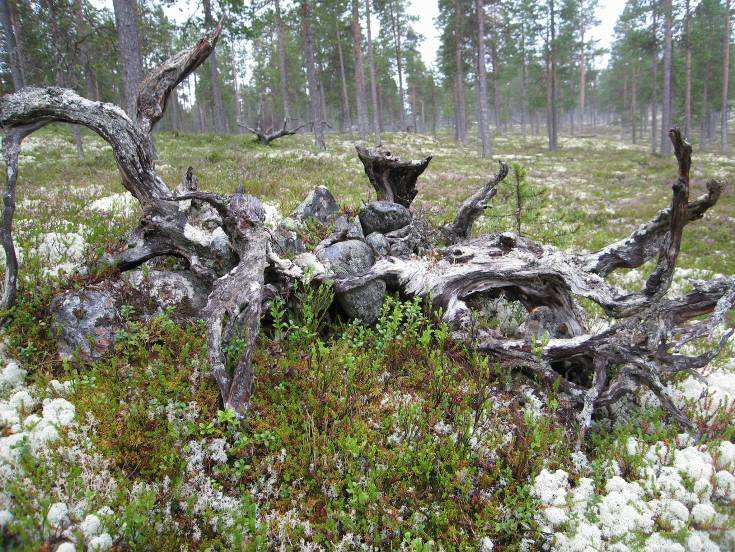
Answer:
0;0;732;154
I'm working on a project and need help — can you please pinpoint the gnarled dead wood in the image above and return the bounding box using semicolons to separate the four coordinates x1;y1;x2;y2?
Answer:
173;186;268;414
239;118;308;145
0;26;266;415
583;179;722;277
1;121;44;313
441;161;508;244
338;129;733;438
137;23;222;134
3;27;732;439
355;145;432;207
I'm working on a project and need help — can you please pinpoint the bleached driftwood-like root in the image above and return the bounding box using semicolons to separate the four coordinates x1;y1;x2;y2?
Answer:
355;145;432;207
583;180;722;277
0;24;226;300
1;121;44;312
338;129;732;438
172;186;269;414
239;118;308;145
0;25;269;414
2;24;732;438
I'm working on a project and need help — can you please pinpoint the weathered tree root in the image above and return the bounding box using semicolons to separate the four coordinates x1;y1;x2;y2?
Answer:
338;129;733;441
355;145;432;207
239;118;308;145
2;27;732;435
0;24;270;415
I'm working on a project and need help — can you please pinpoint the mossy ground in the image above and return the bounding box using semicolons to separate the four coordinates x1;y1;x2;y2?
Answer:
1;126;734;550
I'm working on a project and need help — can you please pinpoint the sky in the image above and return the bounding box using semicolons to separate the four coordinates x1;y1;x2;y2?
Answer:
408;0;627;69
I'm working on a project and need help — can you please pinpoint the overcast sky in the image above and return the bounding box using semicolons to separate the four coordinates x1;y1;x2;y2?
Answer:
409;0;626;69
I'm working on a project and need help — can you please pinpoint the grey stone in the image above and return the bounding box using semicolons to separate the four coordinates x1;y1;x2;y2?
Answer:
272;223;305;256
365;232;390;256
359;201;412;235
334;215;365;241
291;186;339;224
50;289;121;361
123;269;210;315
316;239;385;324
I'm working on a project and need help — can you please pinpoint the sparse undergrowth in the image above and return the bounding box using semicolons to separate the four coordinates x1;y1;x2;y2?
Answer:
1;127;735;550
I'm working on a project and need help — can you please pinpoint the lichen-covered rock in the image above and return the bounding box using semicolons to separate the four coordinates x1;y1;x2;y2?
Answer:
50;281;161;361
123;269;210;315
50;289;121;361
365;232;390;256
333;215;365;241
316;239;385;324
359;201;412;235
291;186;339;224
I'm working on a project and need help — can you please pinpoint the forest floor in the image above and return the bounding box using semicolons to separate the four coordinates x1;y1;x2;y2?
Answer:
1;127;735;550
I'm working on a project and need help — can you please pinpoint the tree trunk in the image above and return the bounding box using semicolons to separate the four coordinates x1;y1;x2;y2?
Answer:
579;8;586;130
301;0;325;150
520;21;528;137
202;0;227;134
631;62;637;144
684;0;692;137
547;0;558;152
112;0;144;118
230;48;242;133
453;0;466;143
622;68;628;137
47;0;84;158
389;0;406;131
702;64;711;148
475;0;491;157
335;26;352;133
489;0;501;129
365;0;381;144
430;76;437;136
0;0;23;90
274;0;291;121
660;0;672;155
351;0;368;141
651;9;658;154
722;0;731;154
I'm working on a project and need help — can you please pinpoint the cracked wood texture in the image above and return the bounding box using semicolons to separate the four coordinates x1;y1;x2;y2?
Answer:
355;145;432;207
338;130;732;438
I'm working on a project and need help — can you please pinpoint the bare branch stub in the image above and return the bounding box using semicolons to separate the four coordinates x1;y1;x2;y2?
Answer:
355;145;432;208
583;179;722;277
441;161;509;245
136;23;222;134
